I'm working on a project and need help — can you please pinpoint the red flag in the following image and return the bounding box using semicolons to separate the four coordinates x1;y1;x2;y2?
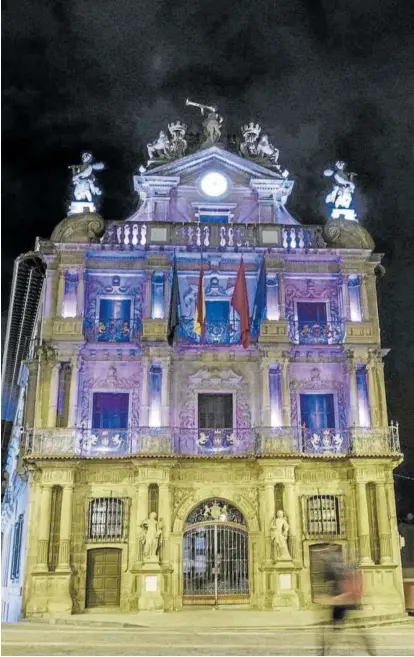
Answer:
231;258;250;348
194;264;206;342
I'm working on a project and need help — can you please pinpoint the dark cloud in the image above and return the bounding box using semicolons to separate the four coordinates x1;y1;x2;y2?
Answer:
2;0;414;474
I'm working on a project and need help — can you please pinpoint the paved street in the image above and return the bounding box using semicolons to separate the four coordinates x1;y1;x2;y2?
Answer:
2;619;414;656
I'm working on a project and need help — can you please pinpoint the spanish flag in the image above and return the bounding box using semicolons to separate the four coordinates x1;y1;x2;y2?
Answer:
194;264;206;341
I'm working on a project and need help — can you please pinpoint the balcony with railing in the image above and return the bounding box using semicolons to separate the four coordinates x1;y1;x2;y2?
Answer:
101;221;327;252
288;320;345;345
23;423;400;458
178;318;243;345
83;318;142;343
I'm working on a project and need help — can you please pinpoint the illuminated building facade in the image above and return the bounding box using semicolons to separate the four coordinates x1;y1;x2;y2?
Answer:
1;109;406;621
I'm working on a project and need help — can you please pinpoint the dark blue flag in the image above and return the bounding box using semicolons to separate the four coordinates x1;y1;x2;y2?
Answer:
167;256;181;346
251;257;267;335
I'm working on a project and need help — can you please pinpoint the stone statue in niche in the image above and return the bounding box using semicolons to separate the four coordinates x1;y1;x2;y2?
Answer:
141;512;163;562
270;510;291;561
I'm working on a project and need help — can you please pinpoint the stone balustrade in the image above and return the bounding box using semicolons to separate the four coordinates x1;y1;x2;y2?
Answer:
101;221;326;251
23;424;400;458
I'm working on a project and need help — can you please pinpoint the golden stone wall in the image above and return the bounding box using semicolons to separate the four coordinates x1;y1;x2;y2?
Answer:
22;457;405;619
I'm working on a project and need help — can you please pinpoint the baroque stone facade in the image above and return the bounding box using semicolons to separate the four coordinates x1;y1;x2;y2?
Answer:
1;114;406;623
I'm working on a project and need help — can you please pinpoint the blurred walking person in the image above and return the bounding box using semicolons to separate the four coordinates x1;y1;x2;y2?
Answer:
318;547;375;655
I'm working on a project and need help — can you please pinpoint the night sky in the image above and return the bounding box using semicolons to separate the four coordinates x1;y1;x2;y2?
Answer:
2;0;414;503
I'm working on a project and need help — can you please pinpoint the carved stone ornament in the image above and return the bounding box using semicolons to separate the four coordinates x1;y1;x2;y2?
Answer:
147;122;188;163
51;213;105;244
270;510;291;561
323;218;375;250
239;122;289;177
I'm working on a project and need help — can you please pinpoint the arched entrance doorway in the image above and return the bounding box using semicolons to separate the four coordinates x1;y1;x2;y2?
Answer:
183;499;249;606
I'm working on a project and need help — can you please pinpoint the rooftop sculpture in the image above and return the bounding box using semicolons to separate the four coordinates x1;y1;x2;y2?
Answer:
324;160;358;221
68;152;105;215
239;122;289;177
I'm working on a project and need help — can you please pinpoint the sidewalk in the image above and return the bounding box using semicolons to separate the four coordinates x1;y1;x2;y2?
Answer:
23;608;414;630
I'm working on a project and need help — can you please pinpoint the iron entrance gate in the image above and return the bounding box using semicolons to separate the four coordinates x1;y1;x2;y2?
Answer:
182;499;249;605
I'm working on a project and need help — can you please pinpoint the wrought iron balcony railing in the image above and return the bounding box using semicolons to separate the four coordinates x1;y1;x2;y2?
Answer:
289;320;345;345
83;318;142;343
23;423;400;457
178;318;242;345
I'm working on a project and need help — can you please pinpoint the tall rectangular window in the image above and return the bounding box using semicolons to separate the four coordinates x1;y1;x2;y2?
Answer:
151;273;165;320
48;487;62;572
266;275;279;321
356;365;371;428
367;483;380;564
300;393;335;430
62;271;78;318
10;514;24;581
149;365;162;428
98;299;131;342
92;393;129;429
56;363;71;428
206;300;230;324
269;367;282;427
348;276;362;322
198;394;233;429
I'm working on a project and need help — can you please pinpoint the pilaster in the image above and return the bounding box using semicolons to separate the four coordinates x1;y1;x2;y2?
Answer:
68;357;80;427
56;485;74;571
261;359;271;426
376;483;393;564
56;269;65;318
76;267;85;317
281;355;290;426
47;363;61;428
34;485;53;571
355;481;373;564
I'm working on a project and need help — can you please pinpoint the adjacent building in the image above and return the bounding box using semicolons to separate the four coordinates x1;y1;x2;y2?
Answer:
1;107;406;621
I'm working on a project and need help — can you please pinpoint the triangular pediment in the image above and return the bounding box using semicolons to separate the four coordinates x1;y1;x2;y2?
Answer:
141;146;286;182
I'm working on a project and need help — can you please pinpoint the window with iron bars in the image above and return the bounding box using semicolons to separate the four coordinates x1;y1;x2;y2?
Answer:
302;495;346;539
87;498;129;542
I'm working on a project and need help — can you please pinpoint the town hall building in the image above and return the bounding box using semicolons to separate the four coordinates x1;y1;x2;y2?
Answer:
1;101;406;622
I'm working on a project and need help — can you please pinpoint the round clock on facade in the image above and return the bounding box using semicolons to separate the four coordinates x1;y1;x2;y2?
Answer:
200;171;228;197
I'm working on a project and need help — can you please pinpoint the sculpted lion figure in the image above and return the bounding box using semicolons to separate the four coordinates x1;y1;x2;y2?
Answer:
147;131;171;160
257;135;280;164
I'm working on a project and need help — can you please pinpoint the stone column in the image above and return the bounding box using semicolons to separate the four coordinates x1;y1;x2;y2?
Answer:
76;268;85;317
342;275;350;320
261;360;271;426
376;360;388;427
159;483;171;563
56;269;65;317
47;363;61;428
68;358;80;428
264;483;275;563
56;485;74;571
285;483;299;562
355;482;373;564
164;271;170;320
376;483;393;564
278;273;286;319
346;357;358;427
145;272;152;319
34;362;44;429
367;357;380;428
140;357;150;427
35;484;53;571
134;483;148;565
281;356;290;426
161;360;170;427
360;274;370;321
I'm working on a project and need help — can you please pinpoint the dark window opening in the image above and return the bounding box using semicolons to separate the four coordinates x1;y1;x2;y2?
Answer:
92;393;129;429
198;394;233;429
297;302;327;323
300;393;335;431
